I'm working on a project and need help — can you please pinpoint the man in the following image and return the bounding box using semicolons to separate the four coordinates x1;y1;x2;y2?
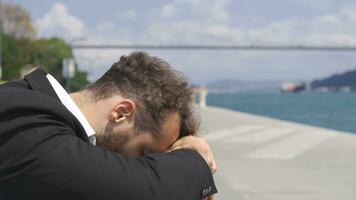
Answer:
0;52;217;200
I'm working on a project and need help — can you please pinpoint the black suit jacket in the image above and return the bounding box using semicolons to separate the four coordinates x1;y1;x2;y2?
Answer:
0;69;217;200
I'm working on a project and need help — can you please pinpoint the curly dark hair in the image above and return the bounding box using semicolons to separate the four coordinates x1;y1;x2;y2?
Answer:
87;52;198;138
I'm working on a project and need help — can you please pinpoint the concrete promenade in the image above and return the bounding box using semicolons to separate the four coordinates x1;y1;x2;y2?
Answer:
199;106;356;200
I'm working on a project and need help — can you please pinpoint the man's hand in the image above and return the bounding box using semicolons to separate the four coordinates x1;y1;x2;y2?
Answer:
203;195;215;200
169;136;218;174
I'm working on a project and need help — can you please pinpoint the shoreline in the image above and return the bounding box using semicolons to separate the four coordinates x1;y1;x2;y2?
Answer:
203;105;356;136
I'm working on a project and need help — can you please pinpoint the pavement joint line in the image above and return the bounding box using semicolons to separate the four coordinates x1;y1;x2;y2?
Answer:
204;125;268;141
227;128;296;144
246;131;337;160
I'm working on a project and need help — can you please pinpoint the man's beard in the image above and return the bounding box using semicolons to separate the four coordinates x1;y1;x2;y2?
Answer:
95;124;130;153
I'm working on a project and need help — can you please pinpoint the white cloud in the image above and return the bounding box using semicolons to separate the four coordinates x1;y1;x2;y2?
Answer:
36;3;85;39
116;9;138;21
146;1;356;46
161;4;177;17
36;3;135;80
144;0;232;44
241;6;356;45
72;32;134;81
74;48;132;81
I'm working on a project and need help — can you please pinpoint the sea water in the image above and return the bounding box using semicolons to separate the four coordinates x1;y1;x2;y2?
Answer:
207;91;356;134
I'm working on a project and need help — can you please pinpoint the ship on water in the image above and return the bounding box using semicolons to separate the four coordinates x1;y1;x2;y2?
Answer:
280;82;305;93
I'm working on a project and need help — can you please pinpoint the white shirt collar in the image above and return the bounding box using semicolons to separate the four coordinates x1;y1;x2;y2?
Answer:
46;74;96;145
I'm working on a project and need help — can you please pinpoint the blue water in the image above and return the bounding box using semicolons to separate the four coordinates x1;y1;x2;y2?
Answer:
207;92;356;134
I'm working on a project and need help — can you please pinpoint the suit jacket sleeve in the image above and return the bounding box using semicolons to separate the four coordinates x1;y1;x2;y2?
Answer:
23;126;217;200
34;131;216;200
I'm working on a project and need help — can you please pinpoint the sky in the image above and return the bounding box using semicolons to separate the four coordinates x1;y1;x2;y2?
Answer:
4;0;356;84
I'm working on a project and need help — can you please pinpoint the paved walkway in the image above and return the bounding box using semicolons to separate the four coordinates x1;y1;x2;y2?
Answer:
199;106;356;200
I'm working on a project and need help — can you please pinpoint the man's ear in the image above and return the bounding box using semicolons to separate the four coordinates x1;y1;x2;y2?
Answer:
108;100;136;123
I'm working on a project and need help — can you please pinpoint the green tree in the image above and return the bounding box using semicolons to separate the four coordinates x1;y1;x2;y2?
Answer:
69;69;91;92
2;34;28;80
3;35;90;89
31;38;73;83
31;38;90;91
0;4;90;90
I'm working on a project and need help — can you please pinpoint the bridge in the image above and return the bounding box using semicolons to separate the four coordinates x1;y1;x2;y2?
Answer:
72;44;356;51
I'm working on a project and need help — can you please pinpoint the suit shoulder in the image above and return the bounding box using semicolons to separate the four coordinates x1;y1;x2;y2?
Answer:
0;85;90;143
0;87;62;111
0;87;75;136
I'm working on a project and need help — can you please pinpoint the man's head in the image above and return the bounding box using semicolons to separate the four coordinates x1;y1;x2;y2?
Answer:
78;52;197;156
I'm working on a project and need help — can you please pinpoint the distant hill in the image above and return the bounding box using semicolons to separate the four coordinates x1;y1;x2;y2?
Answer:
207;79;283;93
312;68;356;91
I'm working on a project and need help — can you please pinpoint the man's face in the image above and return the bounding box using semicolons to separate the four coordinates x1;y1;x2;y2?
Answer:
96;112;180;157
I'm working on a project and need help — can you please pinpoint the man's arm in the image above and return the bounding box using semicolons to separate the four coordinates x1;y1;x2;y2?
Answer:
170;135;219;200
170;135;218;174
31;130;216;200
